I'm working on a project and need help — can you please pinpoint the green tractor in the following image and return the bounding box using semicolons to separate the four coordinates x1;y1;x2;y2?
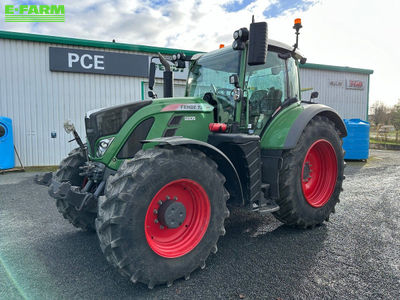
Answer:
37;18;346;288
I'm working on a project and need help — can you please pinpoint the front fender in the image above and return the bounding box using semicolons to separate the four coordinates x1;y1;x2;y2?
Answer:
143;137;244;206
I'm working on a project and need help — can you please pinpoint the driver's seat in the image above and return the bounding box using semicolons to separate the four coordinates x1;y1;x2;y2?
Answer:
249;90;269;116
249;88;282;128
260;87;282;115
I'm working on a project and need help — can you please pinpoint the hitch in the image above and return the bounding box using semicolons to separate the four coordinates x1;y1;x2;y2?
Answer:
48;179;103;213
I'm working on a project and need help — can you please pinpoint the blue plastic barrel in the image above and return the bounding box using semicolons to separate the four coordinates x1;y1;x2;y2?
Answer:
0;116;15;170
342;119;370;160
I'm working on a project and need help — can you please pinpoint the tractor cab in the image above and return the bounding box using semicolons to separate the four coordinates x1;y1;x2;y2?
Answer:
186;40;303;135
147;18;308;138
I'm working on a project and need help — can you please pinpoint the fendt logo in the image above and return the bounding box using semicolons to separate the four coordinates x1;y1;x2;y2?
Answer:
5;4;65;22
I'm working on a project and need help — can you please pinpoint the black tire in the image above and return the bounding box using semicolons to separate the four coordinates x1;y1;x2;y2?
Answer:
273;116;345;228
51;147;96;232
96;146;229;288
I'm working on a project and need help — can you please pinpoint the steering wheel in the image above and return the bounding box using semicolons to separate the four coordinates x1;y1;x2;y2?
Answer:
217;88;235;108
216;88;232;97
209;84;235;108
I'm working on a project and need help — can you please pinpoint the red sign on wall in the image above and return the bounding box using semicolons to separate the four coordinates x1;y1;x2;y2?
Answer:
346;79;364;90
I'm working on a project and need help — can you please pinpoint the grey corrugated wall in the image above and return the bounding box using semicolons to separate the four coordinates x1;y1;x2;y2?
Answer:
0;39;184;166
299;68;369;120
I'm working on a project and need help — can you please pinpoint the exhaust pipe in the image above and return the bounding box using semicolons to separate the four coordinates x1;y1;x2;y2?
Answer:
158;52;174;98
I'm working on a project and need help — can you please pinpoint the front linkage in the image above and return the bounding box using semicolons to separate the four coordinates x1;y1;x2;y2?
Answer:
36;161;107;214
51;161;108;213
35;120;113;214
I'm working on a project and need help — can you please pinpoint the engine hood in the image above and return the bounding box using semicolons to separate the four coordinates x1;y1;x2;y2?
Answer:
85;100;152;155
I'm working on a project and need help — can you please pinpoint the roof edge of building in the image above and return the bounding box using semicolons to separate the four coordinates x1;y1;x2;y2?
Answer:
0;31;373;75
0;30;201;56
300;62;373;75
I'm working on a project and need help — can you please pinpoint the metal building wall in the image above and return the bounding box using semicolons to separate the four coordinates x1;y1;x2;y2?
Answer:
0;38;172;166
299;68;369;120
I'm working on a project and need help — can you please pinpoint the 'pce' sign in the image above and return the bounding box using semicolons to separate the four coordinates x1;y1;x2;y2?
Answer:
49;47;149;77
346;79;364;90
68;53;104;70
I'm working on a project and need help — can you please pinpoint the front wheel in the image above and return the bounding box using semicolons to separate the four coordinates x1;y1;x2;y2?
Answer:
273;116;345;228
51;147;96;231
96;146;229;288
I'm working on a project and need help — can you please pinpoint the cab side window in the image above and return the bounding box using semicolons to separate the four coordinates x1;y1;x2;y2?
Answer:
245;52;286;132
287;58;299;99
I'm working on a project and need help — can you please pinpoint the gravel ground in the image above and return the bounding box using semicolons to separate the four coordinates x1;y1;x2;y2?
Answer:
0;149;399;299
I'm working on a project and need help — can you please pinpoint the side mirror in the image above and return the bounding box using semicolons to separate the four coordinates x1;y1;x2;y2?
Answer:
248;21;268;66
229;74;239;88
149;62;156;90
310;91;319;100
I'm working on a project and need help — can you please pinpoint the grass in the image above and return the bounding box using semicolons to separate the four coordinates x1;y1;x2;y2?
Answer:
370;138;400;145
24;166;58;172
370;130;399;140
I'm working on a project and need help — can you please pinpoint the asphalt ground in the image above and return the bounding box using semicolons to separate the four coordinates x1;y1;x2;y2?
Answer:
0;149;399;299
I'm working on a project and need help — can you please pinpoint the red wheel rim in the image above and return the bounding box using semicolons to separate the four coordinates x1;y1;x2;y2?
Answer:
144;179;211;258
301;139;338;207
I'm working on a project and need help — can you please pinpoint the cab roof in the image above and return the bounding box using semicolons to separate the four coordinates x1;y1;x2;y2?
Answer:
268;39;304;59
192;39;305;61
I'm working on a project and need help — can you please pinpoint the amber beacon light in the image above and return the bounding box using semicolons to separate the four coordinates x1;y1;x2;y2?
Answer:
292;17;303;54
294;18;302;30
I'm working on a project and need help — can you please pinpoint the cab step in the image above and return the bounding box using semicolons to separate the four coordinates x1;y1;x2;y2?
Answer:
251;183;280;213
258;200;280;213
251;200;280;213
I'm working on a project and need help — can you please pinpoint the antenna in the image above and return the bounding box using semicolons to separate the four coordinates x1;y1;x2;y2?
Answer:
252;15;255;23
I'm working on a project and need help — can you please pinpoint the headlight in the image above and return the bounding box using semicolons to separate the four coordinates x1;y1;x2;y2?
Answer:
96;137;114;157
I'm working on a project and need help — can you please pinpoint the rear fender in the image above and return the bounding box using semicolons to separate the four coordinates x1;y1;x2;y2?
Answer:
260;103;346;199
284;104;347;149
143;137;244;206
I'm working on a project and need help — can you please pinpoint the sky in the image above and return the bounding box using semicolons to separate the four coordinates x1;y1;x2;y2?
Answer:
1;0;399;107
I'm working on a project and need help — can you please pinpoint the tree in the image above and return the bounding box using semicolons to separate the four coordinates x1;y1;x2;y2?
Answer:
389;100;400;141
371;101;389;126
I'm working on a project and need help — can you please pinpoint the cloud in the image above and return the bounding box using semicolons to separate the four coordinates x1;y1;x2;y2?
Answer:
1;0;399;106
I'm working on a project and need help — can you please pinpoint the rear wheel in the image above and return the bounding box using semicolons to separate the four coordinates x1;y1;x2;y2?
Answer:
96;146;229;288
273;116;345;227
51;147;96;231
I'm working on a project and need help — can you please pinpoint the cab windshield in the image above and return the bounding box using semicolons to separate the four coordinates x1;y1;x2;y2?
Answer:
186;47;241;123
